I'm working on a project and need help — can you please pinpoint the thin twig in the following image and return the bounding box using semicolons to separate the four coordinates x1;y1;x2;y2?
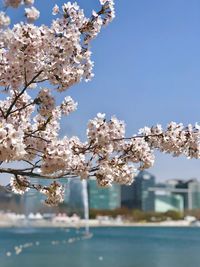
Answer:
5;70;43;118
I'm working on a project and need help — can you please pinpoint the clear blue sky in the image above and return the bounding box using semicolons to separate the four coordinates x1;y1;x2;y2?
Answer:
7;0;200;181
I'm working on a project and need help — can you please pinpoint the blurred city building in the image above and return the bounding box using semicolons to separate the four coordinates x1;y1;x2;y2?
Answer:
121;171;155;211
188;180;200;210
88;178;121;210
24;178;86;216
154;180;184;212
65;178;84;209
1;174;200;214
174;179;197;210
0;186;24;212
155;192;184;212
149;178;200;212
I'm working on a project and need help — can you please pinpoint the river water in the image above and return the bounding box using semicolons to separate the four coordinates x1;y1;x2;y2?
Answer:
0;226;200;267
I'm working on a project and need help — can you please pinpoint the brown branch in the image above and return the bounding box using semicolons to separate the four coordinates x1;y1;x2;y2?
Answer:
5;70;43;119
9;101;35;116
26;147;44;154
24;134;50;143
0;107;5;118
0;167;78;179
32;78;48;84
22;159;36;167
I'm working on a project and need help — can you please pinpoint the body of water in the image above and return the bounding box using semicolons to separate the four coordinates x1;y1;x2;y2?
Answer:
0;227;200;267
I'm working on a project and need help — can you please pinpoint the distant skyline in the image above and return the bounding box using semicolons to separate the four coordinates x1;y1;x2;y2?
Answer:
3;0;200;182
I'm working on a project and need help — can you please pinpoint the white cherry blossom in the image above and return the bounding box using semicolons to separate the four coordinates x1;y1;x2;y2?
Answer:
52;4;59;15
0;12;10;28
10;176;30;194
25;6;40;22
39;182;65;206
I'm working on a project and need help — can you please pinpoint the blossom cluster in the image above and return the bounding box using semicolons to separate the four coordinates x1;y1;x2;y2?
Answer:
39;182;65;206
0;12;10;28
4;0;34;8
60;96;77;115
10;176;30;194
139;122;200;159
123;138;155;170
0;1;114;92
41;136;88;180
87;113;125;154
3;0;39;25
82;0;115;44
37;89;55;117
0;123;26;161
25;6;40;22
96;159;135;187
100;0;115;25
10;176;64;206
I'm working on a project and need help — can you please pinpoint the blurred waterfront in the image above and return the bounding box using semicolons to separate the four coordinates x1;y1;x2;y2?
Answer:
3;172;200;219
1;227;200;267
2;173;200;267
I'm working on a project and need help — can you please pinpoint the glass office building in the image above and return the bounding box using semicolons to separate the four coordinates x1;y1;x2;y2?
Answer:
188;181;200;210
121;171;155;211
88;179;121;210
155;193;184;212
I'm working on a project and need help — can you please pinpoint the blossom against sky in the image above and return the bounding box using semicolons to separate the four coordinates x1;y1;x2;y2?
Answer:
5;0;200;181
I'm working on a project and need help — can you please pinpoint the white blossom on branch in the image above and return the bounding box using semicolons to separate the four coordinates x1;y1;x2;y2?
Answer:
25;6;40;22
10;175;30;194
0;12;10;28
39;182;65;206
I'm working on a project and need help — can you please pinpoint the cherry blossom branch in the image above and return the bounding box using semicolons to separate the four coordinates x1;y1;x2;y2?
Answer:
24;134;50;143
5;70;43;118
0;107;5;118
8;101;35;116
0;167;77;179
